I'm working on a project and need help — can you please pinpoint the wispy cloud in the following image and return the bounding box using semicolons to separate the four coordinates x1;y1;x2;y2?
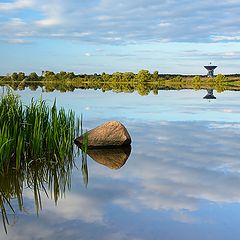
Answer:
0;0;34;11
0;0;240;44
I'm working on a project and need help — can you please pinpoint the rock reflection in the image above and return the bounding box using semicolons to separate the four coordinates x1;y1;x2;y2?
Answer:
203;89;216;99
87;146;131;169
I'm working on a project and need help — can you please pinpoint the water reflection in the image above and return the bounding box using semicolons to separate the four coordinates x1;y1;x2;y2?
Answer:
87;146;131;169
77;145;132;188
81;151;88;188
0;157;74;233
2;88;240;239
0;80;229;97
0;143;131;233
203;89;216;99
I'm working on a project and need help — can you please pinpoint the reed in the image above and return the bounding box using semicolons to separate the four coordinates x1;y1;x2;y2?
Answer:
0;89;90;233
0;89;80;171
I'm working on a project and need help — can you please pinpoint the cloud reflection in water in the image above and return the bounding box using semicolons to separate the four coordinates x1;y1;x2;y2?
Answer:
2;120;240;240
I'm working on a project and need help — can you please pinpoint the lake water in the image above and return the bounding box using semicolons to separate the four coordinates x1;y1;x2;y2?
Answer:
1;88;240;240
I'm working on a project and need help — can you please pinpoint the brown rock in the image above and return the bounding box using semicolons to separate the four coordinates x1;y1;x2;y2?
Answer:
87;146;131;169
74;121;131;148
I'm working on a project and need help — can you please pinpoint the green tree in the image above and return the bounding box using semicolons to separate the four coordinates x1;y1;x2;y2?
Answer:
101;72;111;82
2;73;11;81
152;71;159;81
122;72;135;82
56;71;67;81
28;72;39;81
66;72;75;80
215;74;226;92
11;72;18;81
215;74;226;83
136;83;151;96
135;70;151;83
193;76;201;82
110;72;123;82
44;71;56;81
17;72;25;82
153;87;158;95
193;76;201;90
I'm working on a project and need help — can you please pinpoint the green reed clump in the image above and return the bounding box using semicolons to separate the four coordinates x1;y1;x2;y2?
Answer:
0;89;80;171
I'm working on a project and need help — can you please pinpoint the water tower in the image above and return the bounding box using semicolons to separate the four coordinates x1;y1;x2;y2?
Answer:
204;63;217;77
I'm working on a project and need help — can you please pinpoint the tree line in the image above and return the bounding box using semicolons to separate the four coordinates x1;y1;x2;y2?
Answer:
0;70;239;95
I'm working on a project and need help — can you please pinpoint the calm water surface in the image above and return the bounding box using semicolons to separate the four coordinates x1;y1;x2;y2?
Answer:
1;88;240;240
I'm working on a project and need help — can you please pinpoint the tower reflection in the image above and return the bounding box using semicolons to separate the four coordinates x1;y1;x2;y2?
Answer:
203;89;216;99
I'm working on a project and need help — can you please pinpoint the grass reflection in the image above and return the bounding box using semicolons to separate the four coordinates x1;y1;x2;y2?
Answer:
0;88;83;233
81;151;88;188
0;154;76;233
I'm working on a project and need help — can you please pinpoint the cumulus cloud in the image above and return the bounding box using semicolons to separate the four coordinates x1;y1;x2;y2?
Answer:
0;0;240;44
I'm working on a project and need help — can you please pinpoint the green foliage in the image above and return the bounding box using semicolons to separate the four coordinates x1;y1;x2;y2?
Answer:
66;72;75;80
152;71;159;81
0;89;80;172
110;72;123;82
122;72;135;82
214;74;226;92
135;70;151;83
193;76;201;82
28;72;39;81
17;72;25;82
11;72;18;81
215;74;226;83
9;72;26;82
192;76;201;90
0;93;86;232
173;76;182;81
1;71;240;94
44;71;57;81
101;72;111;82
136;83;151;96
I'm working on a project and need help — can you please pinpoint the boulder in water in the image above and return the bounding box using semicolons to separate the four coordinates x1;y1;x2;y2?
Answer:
74;121;131;148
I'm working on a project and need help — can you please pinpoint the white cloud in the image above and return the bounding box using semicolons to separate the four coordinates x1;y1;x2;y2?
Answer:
7;18;26;27
158;21;171;27
0;0;34;11
88;121;240;215
48;193;104;223
1;0;240;44
35;18;62;27
211;35;240;42
24;190;104;224
5;38;31;44
2;121;240;238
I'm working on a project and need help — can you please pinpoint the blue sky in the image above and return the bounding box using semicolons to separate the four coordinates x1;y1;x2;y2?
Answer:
0;0;240;75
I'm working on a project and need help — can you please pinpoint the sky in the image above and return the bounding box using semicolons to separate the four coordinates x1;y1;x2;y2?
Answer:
0;0;240;75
